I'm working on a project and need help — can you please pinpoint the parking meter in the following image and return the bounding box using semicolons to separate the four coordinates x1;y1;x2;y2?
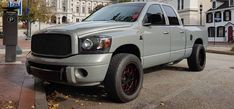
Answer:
3;10;18;46
2;10;18;62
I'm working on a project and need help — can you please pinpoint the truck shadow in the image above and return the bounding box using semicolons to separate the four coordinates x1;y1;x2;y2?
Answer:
144;65;189;74
45;83;112;103
44;65;189;104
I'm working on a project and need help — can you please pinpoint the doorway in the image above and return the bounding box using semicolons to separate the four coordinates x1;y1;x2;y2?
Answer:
228;26;233;42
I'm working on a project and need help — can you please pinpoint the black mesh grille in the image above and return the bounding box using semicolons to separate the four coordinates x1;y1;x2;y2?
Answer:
32;34;72;57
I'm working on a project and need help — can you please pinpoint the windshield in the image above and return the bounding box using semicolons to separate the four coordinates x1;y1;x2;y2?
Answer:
85;3;146;22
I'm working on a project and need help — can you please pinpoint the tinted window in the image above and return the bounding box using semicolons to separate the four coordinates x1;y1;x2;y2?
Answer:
163;5;180;25
144;5;166;25
85;3;145;22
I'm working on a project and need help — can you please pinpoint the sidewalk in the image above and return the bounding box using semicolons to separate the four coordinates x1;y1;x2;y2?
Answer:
0;53;35;109
0;36;47;109
207;42;234;55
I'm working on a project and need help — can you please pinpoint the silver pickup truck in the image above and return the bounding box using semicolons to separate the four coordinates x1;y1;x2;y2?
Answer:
26;2;207;102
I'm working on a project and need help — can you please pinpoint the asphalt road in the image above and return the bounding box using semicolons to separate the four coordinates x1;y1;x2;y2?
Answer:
45;53;234;109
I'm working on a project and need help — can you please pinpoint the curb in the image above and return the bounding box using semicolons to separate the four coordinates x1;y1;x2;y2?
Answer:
35;78;48;109
207;50;234;56
0;49;30;54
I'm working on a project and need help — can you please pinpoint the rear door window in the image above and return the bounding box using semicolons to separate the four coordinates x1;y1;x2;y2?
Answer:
162;5;180;25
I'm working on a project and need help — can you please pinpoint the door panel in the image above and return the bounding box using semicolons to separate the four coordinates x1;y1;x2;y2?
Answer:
169;26;186;61
142;26;171;68
162;5;186;62
142;4;171;68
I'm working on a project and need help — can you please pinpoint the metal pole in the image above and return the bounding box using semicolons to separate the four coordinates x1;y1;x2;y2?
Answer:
214;12;216;45
200;11;202;25
200;5;203;26
26;0;30;40
39;21;41;30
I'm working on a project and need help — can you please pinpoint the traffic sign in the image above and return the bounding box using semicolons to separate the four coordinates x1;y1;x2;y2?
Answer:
7;0;23;16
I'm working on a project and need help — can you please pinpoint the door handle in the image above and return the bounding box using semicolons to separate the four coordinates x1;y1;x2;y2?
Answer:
163;32;169;34
180;31;185;33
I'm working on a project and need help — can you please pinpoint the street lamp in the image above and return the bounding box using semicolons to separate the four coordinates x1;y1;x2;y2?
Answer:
200;4;203;26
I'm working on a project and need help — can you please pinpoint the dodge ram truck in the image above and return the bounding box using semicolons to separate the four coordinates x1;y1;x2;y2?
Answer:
26;2;208;102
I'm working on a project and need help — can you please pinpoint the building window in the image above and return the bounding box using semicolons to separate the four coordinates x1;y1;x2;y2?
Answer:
212;2;216;9
224;10;231;21
178;0;180;10
181;0;184;10
177;0;184;10
63;6;66;12
230;0;234;6
208;27;215;37
206;13;213;23
215;12;221;22
181;18;184;24
217;26;225;37
82;7;85;14
88;7;92;13
76;7;79;13
76;18;80;22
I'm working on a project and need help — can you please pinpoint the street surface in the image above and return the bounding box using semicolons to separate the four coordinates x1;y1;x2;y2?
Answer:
45;53;234;109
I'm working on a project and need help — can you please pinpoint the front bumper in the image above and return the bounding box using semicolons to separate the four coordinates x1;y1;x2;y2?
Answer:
26;53;112;86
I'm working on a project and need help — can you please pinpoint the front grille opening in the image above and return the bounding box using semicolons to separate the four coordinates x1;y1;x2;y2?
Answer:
29;62;65;71
29;62;67;82
32;34;72;57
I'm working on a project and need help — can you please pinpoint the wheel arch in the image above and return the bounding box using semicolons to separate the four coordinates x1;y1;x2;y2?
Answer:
194;38;203;45
112;44;141;60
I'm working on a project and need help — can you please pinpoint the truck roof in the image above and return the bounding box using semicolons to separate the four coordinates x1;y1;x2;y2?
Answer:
116;2;170;6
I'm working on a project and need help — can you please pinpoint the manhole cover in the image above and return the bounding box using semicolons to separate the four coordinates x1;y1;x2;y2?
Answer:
230;67;234;69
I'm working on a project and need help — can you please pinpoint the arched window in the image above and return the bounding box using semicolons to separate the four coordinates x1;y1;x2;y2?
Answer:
208;27;215;37
62;16;67;23
224;10;231;21
217;26;225;37
206;13;213;23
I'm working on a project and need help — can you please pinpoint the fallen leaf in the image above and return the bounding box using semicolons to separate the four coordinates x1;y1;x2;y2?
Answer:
160;102;165;106
31;105;35;109
75;100;79;103
8;101;12;104
64;96;69;99
6;105;14;109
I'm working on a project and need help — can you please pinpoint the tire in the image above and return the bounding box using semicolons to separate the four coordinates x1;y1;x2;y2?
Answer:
187;44;206;71
104;53;143;103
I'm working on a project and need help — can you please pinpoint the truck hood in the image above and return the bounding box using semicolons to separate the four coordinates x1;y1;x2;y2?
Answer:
39;21;133;36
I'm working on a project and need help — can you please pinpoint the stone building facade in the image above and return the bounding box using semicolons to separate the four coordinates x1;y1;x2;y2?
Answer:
46;0;111;24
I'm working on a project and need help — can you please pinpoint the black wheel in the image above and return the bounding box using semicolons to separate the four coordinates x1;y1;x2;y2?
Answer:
104;53;143;103
187;44;206;71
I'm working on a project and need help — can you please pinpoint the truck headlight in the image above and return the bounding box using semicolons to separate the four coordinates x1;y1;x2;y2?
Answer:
79;36;112;54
